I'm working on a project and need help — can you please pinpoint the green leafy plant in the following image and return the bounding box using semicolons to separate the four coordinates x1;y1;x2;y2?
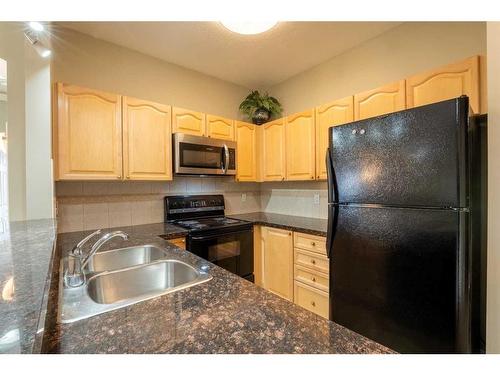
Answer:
239;90;283;121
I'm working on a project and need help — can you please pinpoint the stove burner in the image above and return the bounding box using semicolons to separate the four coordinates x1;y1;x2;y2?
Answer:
175;217;247;231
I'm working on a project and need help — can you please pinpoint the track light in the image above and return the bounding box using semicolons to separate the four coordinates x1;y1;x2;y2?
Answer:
24;26;51;59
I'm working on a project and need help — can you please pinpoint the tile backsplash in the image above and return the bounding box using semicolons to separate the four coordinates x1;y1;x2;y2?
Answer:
55;178;328;233
56;177;260;233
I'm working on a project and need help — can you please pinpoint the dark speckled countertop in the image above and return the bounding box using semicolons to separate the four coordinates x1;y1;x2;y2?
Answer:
228;212;328;237
42;222;392;354
0;219;57;354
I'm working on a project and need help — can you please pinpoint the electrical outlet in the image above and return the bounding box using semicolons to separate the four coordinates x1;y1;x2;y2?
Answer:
313;194;320;205
241;193;247;202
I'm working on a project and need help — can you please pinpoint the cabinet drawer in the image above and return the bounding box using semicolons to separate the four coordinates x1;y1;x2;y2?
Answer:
294;281;329;319
294;248;329;274
293;232;326;255
294;264;329;292
167;237;186;250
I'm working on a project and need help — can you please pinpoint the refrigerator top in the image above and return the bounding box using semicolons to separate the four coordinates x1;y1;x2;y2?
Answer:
328;97;469;208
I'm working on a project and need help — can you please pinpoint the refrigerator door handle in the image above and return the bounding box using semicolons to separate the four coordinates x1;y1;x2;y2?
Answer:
326;147;338;203
326;203;338;259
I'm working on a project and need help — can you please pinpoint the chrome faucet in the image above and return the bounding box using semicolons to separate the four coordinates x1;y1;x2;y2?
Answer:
64;230;129;288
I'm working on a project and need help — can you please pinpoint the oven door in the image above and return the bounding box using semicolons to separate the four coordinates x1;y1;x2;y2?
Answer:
174;133;236;175
187;228;253;280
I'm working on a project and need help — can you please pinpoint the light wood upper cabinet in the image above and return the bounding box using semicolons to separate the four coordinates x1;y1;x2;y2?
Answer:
406;55;480;114
235;121;257;182
354;80;406;120
172;107;206;136
206;114;235;140
262;227;294;301
286;109;316;181
315;96;354;180
54;83;123;180
122;97;172;181
262;118;286;181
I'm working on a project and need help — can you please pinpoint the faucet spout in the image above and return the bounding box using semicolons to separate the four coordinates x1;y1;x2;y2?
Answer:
64;230;129;288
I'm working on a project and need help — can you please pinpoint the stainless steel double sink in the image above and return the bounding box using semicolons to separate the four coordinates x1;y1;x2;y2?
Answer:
59;245;212;323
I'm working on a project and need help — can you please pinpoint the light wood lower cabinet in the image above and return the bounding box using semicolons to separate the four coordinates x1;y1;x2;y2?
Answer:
254;226;330;318
261;226;294;301
293;232;330;319
122;97;172;181
54;83;123;180
285;109;316;181
167;237;186;250
294;280;329;319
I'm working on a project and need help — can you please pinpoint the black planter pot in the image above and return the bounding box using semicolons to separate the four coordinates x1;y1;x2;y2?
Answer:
252;108;271;125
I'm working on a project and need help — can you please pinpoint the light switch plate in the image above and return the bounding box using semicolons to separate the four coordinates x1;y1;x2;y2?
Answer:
313;194;320;205
241;193;247;202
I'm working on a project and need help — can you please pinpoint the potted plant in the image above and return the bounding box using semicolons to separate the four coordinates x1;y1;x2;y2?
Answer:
239;90;283;125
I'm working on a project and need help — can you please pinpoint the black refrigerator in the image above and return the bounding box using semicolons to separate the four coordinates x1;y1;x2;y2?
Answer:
326;96;486;354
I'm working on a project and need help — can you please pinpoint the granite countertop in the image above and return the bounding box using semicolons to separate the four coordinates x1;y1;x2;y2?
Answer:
42;222;392;354
228;212;328;237
0;219;57;354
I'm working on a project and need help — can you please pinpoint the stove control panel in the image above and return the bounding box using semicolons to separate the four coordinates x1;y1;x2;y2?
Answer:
164;194;226;221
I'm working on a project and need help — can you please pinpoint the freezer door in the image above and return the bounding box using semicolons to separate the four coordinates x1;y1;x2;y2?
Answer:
328;97;468;207
330;204;470;353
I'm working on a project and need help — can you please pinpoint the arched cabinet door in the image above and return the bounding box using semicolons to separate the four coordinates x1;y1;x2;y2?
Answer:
286;109;316;181
315;96;354;180
122;97;172;181
406;55;480;114
354;80;406;121
54;83;123;180
235;121;257;182
262;118;287;181
207;114;234;140
172;107;206;136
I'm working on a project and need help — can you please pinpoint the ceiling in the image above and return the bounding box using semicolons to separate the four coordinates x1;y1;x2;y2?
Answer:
57;22;401;88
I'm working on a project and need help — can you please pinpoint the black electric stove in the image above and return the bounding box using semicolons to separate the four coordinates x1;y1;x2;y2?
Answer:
163;195;254;282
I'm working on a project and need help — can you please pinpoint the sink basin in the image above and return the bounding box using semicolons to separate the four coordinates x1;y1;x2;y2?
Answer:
59;256;212;323
87;260;200;305
85;245;167;273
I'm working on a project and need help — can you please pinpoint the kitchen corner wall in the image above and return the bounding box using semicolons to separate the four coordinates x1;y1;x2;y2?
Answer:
55;178;260;233
260;181;328;219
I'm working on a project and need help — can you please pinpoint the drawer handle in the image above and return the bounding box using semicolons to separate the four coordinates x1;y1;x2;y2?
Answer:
311;260;316;265
312;277;316;282
311;242;316;246
311;301;316;307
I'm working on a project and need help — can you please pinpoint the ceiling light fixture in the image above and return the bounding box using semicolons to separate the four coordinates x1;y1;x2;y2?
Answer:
221;21;278;35
28;21;44;32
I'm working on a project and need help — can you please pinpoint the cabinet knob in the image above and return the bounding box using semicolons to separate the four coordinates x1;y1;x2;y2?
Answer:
281;177;285;181
126;176;130;179
311;242;316;246
312;277;316;282
311;301;316;307
117;175;121;179
311;259;316;265
311;176;314;179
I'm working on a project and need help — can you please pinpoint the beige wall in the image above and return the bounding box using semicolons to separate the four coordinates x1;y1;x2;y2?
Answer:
487;22;500;354
0;22;27;221
266;22;486;115
51;27;249;119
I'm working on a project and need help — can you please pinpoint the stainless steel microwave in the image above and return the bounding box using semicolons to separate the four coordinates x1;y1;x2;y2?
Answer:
173;133;237;176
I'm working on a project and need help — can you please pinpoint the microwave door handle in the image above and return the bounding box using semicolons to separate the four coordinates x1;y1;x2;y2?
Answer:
222;144;229;174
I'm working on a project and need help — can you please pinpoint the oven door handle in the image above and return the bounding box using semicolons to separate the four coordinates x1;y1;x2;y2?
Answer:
190;228;252;241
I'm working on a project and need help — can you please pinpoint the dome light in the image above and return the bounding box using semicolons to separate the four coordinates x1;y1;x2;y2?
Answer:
28;21;44;32
221;21;278;35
